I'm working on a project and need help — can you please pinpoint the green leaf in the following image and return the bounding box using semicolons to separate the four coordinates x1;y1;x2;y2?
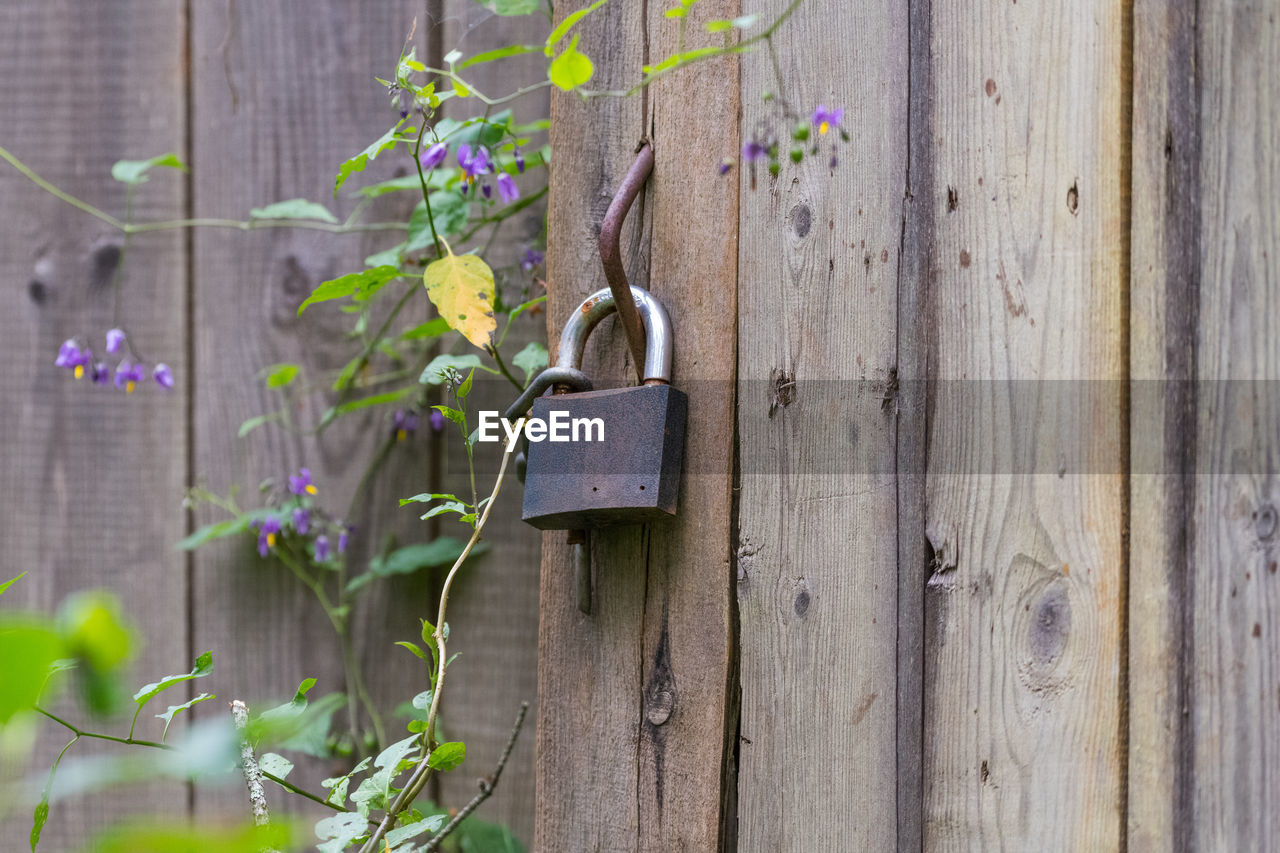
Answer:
93;821;295;853
386;814;448;847
509;295;547;321
427;741;466;771
297;265;402;315
546;0;609;54
432;111;513;150
316;812;366;853
155;692;214;739
111;153;187;185
0;622;63;723
58;592;133;672
395;641;430;661
261;363;299;389
257;751;294;780
512;341;549;384
252;679;344;759
420;501;469;521
478;0;540;15
30;797;48;852
404;191;468;253
356;169;451;199
419;353;495;385
320;756;370;807
549;35;595;91
399;317;452;340
236;412;281;438
369;539;476;577
133;650;214;708
456;368;476;400
173;508;274;551
249;198;338;224
399;492;461;506
335;122;406;197
458;43;538;68
321;388;415;428
0;572;26;598
665;6;687;17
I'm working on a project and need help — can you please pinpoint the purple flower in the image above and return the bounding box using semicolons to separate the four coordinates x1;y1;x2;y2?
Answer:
811;105;844;136
718;159;733;176
429;409;447;432
742;141;768;162
481;182;492;199
90;362;110;385
496;172;519;204
514;148;526;173
419;141;449;170
255;516;281;557
520;248;544;272
337;524;352;554
393;410;419;441
292;507;310;535
56;340;93;378
55;340;78;368
153;363;174;389
288;468;317;496
457;144;493;182
829;155;839;170
114;361;145;393
105;328;125;354
314;535;331;562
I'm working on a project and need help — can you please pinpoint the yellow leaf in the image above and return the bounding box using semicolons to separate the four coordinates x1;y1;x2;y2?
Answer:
422;240;496;349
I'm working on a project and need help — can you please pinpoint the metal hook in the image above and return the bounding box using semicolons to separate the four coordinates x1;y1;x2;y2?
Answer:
599;141;655;383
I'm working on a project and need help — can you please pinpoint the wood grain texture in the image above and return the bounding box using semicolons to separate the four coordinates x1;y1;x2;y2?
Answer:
1128;1;1199;848
535;0;738;848
922;0;1127;849
1184;1;1278;847
430;2;550;842
0;1;189;848
734;0;911;849
189;0;426;823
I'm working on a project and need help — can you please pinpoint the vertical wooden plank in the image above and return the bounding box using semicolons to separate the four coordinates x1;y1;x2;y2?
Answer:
734;0;910;851
189;0;423;822
0;0;188;847
535;0;738;847
1128;1;1198;848
1130;0;1280;848
923;0;1126;849
432;3;549;842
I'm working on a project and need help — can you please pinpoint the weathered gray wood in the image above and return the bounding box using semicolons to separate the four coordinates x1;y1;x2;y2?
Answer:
1128;2;1199;848
189;0;425;823
430;3;549;842
734;0;912;849
1130;0;1280;849
922;0;1127;848
536;0;739;847
0;1;189;847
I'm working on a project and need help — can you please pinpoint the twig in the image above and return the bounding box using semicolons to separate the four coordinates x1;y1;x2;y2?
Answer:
34;707;170;750
357;425;524;853
261;771;349;814
424;701;528;852
231;699;276;851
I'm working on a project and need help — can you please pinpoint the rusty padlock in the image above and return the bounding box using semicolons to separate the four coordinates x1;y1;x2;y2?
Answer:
504;285;687;530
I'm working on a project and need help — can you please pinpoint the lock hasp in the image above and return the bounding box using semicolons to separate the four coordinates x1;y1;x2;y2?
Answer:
521;383;687;530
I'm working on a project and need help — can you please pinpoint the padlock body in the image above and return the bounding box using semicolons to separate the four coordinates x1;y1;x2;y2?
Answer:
522;384;687;530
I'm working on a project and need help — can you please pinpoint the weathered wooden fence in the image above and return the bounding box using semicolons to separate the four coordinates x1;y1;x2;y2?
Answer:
2;1;544;849
2;0;1278;850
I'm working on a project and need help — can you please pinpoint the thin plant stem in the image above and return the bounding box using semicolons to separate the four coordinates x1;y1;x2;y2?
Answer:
357;424;524;853
423;701;528;852
261;771;355;815
34;707;170;750
412;124;443;256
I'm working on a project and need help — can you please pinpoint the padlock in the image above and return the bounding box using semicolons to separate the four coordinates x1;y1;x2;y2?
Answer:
505;285;687;530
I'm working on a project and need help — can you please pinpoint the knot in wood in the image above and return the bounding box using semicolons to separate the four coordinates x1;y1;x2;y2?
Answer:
1254;503;1277;540
646;690;675;726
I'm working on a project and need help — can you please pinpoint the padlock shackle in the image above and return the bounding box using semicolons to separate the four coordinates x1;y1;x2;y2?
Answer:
555;286;674;384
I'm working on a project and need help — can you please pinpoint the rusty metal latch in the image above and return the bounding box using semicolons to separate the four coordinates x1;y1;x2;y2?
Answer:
598;141;655;383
